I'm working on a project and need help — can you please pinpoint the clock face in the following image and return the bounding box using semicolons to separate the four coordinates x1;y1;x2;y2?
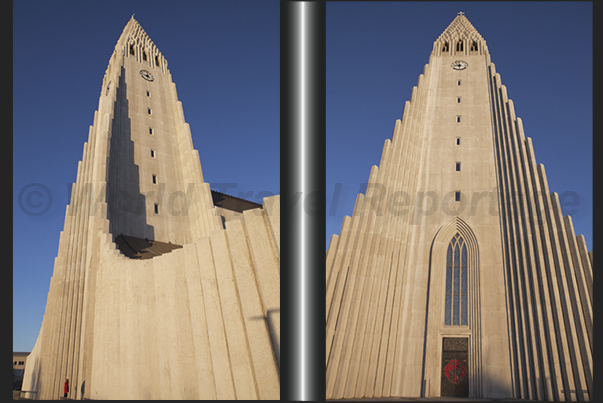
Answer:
451;60;468;70
140;69;154;81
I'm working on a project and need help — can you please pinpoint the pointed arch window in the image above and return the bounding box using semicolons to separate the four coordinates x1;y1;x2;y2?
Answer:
442;41;449;52
143;50;148;62
471;40;478;51
456;40;463;52
445;233;468;326
129;44;135;56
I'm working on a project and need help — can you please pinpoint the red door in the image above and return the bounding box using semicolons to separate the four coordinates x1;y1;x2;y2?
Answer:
441;337;469;397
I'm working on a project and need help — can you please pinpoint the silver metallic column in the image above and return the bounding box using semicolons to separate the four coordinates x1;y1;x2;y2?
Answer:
281;1;326;400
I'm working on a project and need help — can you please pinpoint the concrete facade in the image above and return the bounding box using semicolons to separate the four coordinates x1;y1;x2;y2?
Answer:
22;17;280;400
326;14;592;401
13;352;29;391
13;352;29;370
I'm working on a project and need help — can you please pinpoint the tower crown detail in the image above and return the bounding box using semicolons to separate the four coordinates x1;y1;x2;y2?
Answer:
115;16;166;71
433;13;488;56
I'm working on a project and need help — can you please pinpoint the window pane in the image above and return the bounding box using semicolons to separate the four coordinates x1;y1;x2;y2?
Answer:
461;295;467;326
453;264;460;326
461;266;467;296
446;235;469;327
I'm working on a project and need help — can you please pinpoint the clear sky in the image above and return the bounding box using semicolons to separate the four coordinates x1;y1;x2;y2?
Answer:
13;0;279;352
326;2;592;252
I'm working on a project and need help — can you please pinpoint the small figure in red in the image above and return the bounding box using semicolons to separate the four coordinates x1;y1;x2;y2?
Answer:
64;379;69;398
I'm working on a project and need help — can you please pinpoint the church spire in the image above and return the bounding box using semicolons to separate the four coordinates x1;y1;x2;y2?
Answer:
432;12;488;56
115;16;166;72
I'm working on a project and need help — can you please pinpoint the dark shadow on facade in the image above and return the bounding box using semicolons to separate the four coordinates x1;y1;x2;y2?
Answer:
107;66;154;244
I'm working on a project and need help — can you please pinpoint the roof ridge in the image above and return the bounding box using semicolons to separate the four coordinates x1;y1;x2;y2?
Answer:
210;189;263;207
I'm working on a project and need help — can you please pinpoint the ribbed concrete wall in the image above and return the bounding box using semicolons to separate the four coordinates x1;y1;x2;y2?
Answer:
488;62;592;401
326;13;591;401
24;199;280;400
79;200;280;400
22;17;280;400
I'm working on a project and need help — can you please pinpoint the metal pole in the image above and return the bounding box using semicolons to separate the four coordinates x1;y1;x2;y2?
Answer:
281;1;326;400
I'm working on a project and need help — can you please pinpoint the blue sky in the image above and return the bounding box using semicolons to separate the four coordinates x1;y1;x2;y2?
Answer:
326;2;592;251
13;0;279;352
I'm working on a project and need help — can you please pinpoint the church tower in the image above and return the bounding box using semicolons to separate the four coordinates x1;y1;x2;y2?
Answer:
326;13;591;401
22;17;280;400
